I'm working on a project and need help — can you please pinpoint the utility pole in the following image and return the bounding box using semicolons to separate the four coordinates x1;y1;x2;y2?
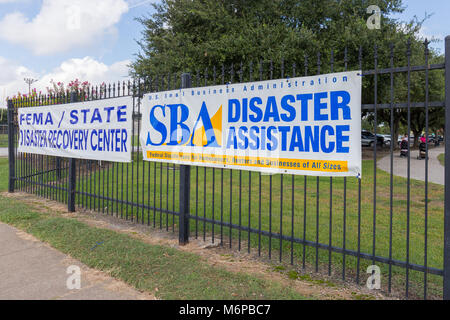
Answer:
24;78;38;95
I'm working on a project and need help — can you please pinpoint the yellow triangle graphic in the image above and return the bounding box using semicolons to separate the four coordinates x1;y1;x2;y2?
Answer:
186;105;222;147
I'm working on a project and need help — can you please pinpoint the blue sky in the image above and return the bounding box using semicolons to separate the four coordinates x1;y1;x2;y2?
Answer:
0;0;158;106
390;0;449;53
0;0;448;107
0;0;155;74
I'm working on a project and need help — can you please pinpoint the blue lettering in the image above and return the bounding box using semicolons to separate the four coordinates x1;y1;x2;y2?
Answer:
238;127;248;150
70;110;78;124
263;96;280;122
336;125;350;153
147;105;167;146
91;108;102;123
226;127;238;149
280;95;296;122
228;99;240;122
249;97;263;122
305;126;319;152
330;91;351;120
117;105;127;122
267;126;278;151
167;104;190;146
249;126;260;150
289;126;304;152
297;94;313;121
320;125;335;153
314;92;328;121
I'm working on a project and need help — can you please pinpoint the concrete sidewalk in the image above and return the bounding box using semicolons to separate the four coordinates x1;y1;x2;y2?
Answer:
377;145;445;185
0;148;7;157
0;222;154;300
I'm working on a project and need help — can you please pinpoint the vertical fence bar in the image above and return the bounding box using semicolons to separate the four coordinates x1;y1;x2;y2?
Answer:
424;39;430;300
373;45;378;268
405;38;412;298
342;46;348;281
443;35;450;300
68;92;78;212
179;73;191;245
388;42;395;293
7;100;15;193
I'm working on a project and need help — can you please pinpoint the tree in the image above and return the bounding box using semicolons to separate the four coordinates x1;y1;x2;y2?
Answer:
131;0;409;78
132;0;445;148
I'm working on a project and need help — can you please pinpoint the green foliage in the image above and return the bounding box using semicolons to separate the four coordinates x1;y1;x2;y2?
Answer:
131;2;443;87
132;0;316;76
131;0;445;144
132;0;412;77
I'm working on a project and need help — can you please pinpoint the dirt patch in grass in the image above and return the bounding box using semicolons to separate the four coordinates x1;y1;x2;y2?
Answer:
2;191;395;300
362;148;392;160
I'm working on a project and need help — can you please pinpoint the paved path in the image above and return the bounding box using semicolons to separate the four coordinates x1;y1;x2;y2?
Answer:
0;148;7;157
377;145;445;185
0;222;153;300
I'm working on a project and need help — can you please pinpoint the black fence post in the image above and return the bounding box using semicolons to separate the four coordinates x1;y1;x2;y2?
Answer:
444;35;450;300
7;100;15;193
56;158;61;180
179;73;191;245
67;92;78;212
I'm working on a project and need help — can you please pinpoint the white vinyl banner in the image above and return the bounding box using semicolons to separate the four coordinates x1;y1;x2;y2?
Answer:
18;96;133;162
140;71;362;177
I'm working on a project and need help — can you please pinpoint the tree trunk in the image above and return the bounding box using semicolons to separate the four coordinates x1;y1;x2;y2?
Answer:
412;129;420;149
392;116;401;150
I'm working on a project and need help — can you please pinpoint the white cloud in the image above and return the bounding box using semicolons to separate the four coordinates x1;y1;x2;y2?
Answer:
39;56;130;87
0;56;130;108
0;0;129;55
0;56;36;107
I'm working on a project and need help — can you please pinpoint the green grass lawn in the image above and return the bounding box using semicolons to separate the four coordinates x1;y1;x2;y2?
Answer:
0;195;307;300
0;134;7;148
9;153;446;298
0;158;9;191
438;154;445;167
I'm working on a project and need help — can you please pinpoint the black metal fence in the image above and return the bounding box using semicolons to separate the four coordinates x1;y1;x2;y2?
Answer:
7;37;450;300
0;125;7;135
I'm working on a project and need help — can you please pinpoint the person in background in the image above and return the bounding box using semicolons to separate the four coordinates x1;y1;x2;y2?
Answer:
420;135;426;144
418;135;428;159
403;134;409;142
400;134;409;157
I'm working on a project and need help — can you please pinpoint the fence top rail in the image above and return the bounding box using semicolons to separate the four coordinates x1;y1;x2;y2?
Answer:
7;60;445;110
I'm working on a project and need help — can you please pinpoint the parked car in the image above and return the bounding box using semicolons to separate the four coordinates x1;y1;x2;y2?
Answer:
361;132;373;147
377;134;391;146
362;131;384;147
